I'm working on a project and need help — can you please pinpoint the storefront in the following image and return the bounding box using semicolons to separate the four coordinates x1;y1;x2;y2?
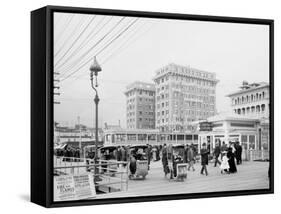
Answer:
197;114;261;153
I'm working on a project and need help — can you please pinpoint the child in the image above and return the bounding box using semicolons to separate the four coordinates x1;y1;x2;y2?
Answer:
220;151;229;174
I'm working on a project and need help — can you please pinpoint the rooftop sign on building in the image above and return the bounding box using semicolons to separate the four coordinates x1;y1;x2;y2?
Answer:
199;121;213;132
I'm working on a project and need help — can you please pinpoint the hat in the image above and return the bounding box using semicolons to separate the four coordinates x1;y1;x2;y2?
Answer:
202;143;206;146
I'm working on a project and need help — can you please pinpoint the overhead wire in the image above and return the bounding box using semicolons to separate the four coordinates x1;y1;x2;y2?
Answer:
54;15;97;68
58;17;126;79
54;15;85;58
60;18;139;82
59;17;128;80
56;16;114;76
54;14;75;46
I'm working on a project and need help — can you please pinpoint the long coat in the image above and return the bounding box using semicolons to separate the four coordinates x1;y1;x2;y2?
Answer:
162;148;169;174
200;148;209;165
227;150;237;173
187;148;195;162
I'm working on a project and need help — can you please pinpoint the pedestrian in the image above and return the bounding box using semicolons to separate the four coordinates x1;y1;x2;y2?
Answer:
146;144;151;170
236;141;243;165
183;145;188;163
156;146;160;161
227;146;237;173
121;146;127;167
187;145;195;171
129;151;137;177
213;143;221;167
200;143;209;176
161;144;169;177
221;141;227;152
220;151;229;174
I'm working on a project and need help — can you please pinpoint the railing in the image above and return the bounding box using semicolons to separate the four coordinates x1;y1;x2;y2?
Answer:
243;149;269;161
53;156;129;193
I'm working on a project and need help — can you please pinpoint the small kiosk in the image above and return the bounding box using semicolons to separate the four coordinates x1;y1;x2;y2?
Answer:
197;113;261;155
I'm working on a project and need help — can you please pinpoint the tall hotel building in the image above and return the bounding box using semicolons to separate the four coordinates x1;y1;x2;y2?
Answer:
124;81;156;129
153;63;218;132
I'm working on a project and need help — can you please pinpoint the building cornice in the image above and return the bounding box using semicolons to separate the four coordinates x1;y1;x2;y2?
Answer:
226;84;269;97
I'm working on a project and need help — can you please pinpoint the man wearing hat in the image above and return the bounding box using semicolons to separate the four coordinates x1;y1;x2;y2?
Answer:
200;142;210;176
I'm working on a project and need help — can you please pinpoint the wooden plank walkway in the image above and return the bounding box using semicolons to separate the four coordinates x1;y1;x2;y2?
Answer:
96;161;269;199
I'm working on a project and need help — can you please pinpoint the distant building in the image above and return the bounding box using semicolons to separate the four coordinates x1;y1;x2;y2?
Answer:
227;81;269;119
54;124;103;145
226;81;270;151
124;81;156;129
153;63;218;132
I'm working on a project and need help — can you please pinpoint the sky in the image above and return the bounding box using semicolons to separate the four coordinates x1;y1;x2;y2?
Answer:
53;12;269;128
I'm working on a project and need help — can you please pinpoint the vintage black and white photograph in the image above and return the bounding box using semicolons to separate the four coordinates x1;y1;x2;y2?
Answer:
52;11;271;202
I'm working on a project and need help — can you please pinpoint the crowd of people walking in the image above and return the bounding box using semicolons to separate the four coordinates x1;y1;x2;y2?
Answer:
161;140;243;178
199;140;243;176
55;140;244;179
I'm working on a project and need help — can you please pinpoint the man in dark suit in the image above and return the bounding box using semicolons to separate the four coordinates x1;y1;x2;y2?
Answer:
235;141;243;165
200;143;210;176
213;143;221;167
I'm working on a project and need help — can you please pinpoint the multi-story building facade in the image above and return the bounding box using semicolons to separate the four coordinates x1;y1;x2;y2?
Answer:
227;81;269;119
153;63;218;132
226;81;270;151
124;81;156;129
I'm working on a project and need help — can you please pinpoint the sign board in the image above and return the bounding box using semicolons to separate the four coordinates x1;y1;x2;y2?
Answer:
54;173;96;201
199;122;213;132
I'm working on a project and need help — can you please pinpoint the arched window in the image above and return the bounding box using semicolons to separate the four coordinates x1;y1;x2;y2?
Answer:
256;105;260;112
261;104;265;112
262;91;265;98
237;109;241;114
242;108;245;114
251;106;255;113
251;94;254;101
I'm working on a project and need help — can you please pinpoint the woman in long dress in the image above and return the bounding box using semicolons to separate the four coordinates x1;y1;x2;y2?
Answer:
220;151;229;174
227;146;237;173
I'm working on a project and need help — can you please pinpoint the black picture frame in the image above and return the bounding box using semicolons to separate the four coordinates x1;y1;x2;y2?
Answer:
31;5;274;208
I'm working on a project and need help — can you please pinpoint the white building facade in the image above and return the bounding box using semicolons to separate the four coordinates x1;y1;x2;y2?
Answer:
227;81;270;151
227;81;269;119
153;63;218;132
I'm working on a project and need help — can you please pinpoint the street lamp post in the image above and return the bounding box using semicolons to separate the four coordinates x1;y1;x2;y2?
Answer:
89;56;102;175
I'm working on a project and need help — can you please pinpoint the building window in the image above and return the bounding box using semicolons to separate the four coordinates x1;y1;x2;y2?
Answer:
251;106;255;113
237;109;241;114
261;104;265;112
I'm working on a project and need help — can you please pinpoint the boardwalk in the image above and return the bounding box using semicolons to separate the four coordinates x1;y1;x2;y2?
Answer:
96;161;269;199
